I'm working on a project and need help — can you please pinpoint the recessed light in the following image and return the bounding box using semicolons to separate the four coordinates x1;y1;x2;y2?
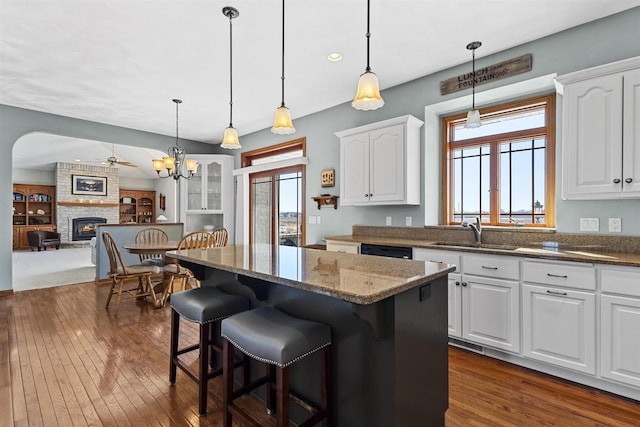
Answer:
328;52;343;62
74;158;82;162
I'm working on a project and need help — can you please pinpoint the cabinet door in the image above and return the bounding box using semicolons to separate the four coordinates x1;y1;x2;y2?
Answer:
562;73;623;199
522;284;596;374
325;241;360;254
601;294;640;387
463;275;520;353
204;159;223;211
448;273;462;338
185;163;205;212
369;124;405;203
622;69;640;196
340;132;370;205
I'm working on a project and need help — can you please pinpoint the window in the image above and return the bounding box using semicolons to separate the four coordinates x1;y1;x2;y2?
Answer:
242;139;306;246
442;94;555;227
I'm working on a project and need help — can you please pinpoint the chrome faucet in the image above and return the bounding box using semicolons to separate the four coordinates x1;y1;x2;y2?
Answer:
467;217;482;243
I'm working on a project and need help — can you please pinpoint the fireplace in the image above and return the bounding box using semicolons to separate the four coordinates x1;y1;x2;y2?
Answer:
72;217;107;241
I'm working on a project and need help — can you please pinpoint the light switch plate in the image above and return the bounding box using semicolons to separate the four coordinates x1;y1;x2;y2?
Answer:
316;215;321;225
405;216;412;226
308;215;317;224
579;218;590;231
386;216;392;226
609;217;621;233
580;217;599;232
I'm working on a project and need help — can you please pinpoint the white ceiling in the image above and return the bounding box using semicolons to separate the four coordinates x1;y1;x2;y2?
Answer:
2;1;638;177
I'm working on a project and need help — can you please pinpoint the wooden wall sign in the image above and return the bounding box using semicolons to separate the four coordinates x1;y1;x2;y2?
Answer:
440;54;532;96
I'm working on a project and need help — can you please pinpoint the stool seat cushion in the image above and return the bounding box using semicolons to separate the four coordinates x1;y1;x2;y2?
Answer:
221;307;331;368
170;286;250;324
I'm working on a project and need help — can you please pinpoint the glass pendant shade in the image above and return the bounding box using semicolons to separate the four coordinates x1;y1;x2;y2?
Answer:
465;109;482;128
185;158;199;173
152;159;164;172
271;105;296;134
352;71;385;111
221;126;241;149
162;156;175;170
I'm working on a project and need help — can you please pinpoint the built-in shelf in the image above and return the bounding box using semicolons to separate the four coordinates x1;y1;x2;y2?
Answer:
311;195;339;210
58;201;120;207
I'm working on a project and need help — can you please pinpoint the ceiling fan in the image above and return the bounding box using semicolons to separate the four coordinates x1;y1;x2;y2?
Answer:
98;144;138;167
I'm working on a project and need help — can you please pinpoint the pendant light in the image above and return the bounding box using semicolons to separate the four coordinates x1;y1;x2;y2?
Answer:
271;0;295;134
221;6;241;149
465;41;482;129
352;0;384;111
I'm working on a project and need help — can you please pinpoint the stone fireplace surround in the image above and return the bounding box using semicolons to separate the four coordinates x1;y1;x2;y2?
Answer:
56;162;120;245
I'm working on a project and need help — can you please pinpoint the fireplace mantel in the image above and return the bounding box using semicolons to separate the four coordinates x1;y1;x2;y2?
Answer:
58;201;120;207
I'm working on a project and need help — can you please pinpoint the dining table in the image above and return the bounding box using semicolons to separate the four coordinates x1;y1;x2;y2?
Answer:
123;241;180;307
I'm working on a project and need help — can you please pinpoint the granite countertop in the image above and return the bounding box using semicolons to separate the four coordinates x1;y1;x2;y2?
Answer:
324;235;640;267
168;244;454;305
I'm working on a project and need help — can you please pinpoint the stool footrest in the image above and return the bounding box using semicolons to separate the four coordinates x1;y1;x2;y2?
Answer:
231;375;270;400
176;343;199;356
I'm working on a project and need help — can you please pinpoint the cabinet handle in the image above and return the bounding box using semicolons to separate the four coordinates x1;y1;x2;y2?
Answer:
430;260;443;264
481;266;498;270
455;281;460;286
546;290;568;296
546;273;568;279
625;178;633;183
461;282;468;287
613;178;621;184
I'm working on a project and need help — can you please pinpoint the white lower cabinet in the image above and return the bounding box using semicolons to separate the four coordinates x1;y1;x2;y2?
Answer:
600;267;640;388
522;259;597;375
325;240;360;254
463;275;521;353
448;273;462;337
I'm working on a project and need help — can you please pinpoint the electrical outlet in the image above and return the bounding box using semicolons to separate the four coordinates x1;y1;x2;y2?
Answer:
609;217;621;233
316;215;321;225
405;216;412;226
386;216;392;226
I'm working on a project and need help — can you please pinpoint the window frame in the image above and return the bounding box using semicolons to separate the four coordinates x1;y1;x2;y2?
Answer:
440;93;556;227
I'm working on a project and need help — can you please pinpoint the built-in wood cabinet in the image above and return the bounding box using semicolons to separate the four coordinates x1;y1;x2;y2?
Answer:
556;57;640;199
335;115;423;206
12;184;56;250
179;155;234;237
119;189;155;223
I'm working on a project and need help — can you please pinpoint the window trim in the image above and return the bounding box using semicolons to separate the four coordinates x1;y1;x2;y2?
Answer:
441;93;556;227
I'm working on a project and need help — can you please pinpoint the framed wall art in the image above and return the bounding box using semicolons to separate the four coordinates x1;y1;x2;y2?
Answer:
321;169;335;187
72;175;107;196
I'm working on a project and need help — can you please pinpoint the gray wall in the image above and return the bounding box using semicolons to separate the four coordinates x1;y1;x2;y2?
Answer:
235;7;640;245
1;106;225;291
2;8;639;291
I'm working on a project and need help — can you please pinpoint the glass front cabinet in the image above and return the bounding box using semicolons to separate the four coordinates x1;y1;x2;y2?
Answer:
180;155;234;240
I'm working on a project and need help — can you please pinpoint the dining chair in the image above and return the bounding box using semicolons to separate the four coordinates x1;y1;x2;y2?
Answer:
135;227;169;265
161;231;218;306
211;227;229;247
102;231;161;314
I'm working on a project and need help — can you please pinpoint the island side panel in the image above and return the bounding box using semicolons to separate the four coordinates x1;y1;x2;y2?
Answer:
395;276;449;426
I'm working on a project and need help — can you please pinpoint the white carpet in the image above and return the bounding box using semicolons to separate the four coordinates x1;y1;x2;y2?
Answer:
12;247;96;291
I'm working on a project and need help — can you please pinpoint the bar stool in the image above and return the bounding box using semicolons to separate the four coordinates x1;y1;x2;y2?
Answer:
169;285;250;415
221;306;332;427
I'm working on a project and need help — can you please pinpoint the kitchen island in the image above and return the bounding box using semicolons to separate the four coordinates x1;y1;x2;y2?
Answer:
168;244;455;427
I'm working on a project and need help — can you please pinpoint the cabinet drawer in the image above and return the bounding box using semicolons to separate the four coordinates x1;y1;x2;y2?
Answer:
601;268;640;297
413;248;460;272
523;261;595;291
463;255;519;280
326;241;360;254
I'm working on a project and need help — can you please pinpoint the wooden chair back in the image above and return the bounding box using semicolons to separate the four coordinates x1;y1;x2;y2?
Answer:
211;227;229;247
177;231;217;250
135;227;169;263
102;231;128;276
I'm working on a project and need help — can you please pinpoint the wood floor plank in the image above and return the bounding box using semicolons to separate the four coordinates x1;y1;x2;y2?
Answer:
3;281;640;427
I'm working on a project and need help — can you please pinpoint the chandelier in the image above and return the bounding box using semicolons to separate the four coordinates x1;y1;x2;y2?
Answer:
152;99;198;180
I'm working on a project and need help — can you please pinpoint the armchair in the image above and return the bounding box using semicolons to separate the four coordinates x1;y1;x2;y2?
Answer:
27;230;61;251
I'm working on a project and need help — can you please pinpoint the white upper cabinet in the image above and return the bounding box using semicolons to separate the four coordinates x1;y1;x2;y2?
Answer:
336;115;423;206
556;57;640;199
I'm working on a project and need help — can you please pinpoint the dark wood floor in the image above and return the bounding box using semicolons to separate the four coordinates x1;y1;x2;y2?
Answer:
1;281;639;427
